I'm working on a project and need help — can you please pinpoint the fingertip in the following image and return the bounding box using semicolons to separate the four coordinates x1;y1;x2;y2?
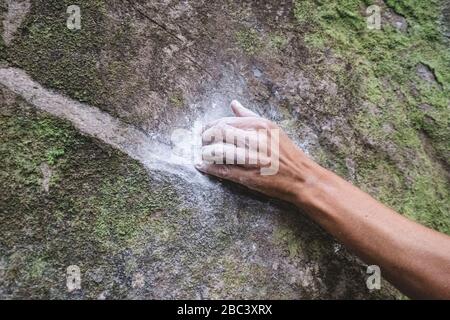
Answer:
230;100;259;117
230;100;241;116
195;162;206;172
230;100;240;107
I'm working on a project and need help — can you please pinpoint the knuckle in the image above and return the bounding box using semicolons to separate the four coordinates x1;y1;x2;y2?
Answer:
218;118;231;127
224;126;237;143
258;119;271;129
263;119;275;129
210;126;224;143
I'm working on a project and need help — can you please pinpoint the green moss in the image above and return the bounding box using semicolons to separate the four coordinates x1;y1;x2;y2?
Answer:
269;34;288;50
293;0;317;24
294;0;449;154
304;33;326;49
212;256;268;299
27;257;47;279
294;0;450;234
0;109;74;195
235;29;262;55
45;147;65;165
169;92;185;108
5;1;107;105
273;226;302;258
86;176;179;250
0;102;183;296
3;0;139;117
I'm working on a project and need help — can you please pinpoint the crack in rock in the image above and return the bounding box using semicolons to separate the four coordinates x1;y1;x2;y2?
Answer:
0;67;207;184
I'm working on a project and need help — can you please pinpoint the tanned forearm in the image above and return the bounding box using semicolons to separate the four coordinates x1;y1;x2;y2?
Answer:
295;163;450;299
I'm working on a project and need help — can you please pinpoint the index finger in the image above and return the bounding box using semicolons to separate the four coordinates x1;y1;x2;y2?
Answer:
202;117;265;132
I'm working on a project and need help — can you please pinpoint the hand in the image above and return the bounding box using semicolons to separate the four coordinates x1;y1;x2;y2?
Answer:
195;100;323;205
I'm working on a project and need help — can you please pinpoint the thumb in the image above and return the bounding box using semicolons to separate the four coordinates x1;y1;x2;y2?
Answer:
231;100;259;117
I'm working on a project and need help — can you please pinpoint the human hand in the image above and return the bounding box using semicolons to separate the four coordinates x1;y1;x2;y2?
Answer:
195;100;323;205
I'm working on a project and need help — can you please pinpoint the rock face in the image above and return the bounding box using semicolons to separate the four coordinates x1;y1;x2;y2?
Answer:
442;0;450;38
416;63;439;85
0;0;449;299
1;0;30;46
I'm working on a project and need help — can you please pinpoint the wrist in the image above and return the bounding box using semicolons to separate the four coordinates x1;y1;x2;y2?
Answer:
291;160;336;211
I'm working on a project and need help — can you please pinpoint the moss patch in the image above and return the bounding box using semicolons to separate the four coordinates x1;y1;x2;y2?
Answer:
6;1;107;104
294;0;450;234
0;97;180;297
169;92;185;108
4;0;139;119
273;226;302;258
269;33;288;50
236;28;262;55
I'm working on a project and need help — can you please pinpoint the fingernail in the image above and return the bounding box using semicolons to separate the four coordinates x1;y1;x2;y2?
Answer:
232;100;242;107
230;100;240;110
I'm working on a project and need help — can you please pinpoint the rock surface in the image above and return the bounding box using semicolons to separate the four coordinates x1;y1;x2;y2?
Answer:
0;0;449;299
1;0;30;46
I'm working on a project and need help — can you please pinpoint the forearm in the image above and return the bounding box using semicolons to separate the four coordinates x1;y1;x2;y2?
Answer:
295;163;450;299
